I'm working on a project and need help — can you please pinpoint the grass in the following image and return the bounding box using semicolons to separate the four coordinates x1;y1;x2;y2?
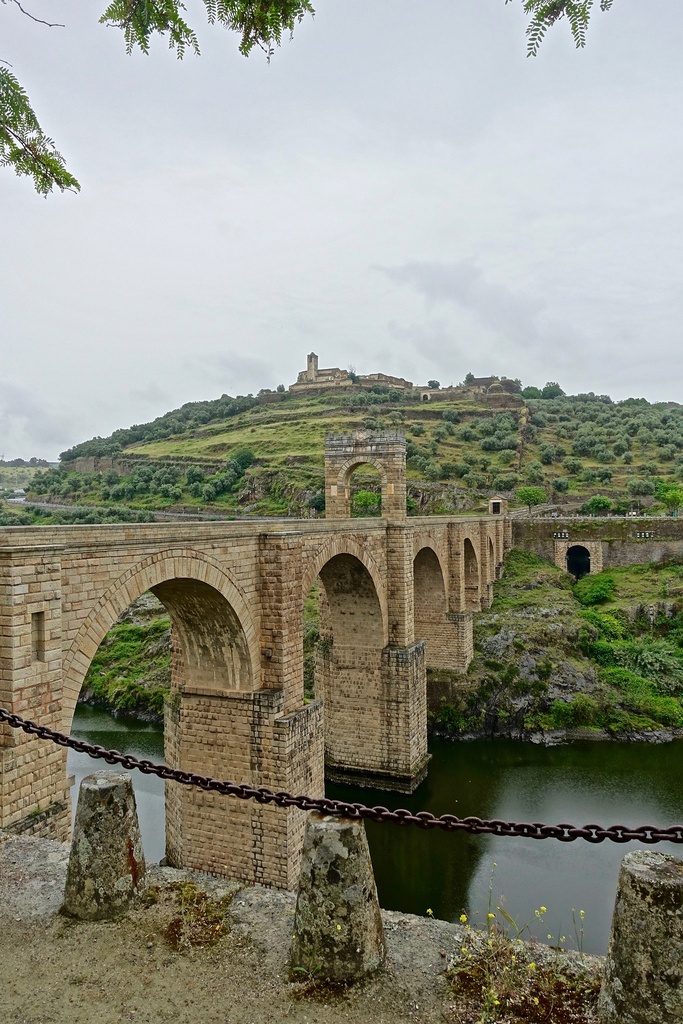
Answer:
142;882;239;950
0;466;48;488
82;614;171;718
432;551;683;739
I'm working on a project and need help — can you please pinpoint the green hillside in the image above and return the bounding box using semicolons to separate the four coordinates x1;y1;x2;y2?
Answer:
13;382;683;519
433;550;683;739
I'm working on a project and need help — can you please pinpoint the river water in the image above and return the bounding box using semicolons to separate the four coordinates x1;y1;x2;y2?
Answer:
68;704;683;955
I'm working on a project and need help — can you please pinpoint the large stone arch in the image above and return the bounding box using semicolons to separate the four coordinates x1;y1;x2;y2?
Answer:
305;547;388;783
62;548;260;731
336;455;388;488
413;546;448;667
301;534;388;644
463;536;481;611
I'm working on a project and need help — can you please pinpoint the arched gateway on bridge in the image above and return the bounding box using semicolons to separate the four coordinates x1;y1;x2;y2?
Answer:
0;434;507;889
324;431;407;519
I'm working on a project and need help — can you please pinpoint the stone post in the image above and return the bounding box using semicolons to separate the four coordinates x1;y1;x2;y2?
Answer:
290;813;385;982
62;771;146;920
598;850;683;1023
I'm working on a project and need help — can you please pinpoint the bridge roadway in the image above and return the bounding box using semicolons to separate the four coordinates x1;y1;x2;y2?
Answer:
0;512;507;888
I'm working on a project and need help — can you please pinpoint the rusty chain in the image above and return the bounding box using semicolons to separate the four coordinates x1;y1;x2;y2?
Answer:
2;706;683;844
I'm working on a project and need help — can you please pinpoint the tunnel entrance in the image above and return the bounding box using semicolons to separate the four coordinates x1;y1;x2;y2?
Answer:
567;545;591;580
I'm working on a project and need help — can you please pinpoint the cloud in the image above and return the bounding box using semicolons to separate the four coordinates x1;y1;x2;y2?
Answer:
377;260;548;349
190;351;272;395
128;383;171;408
388;318;466;368
0;381;84;460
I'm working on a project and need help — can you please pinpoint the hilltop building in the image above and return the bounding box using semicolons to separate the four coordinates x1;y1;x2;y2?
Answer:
289;353;413;394
295;353;350;387
467;375;500;392
467;375;522;396
288;353;522;407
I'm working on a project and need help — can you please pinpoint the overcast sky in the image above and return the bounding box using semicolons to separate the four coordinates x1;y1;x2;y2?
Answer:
2;0;683;459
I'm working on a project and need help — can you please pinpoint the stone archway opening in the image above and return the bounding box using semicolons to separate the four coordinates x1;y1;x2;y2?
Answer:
71;578;253;734
464;538;480;610
70;591;170;862
315;552;385;664
77;592;170;724
67;572;258;879
347;461;383;518
152;577;253;694
306;552;393;786
324;432;406;519
413;547;447;669
567;545;591;580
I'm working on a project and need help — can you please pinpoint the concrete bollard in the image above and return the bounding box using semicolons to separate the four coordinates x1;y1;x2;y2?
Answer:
61;771;146;921
598;850;683;1023
290;812;385;982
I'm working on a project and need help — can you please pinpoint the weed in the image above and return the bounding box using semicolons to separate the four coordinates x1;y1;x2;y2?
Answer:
163;882;236;951
448;885;598;1024
446;928;600;1023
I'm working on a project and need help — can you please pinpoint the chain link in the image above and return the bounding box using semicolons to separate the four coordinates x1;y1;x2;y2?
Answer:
2;706;682;843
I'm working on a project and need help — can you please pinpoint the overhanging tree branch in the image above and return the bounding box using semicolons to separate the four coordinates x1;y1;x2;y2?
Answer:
4;0;64;29
0;66;80;194
3;0;618;195
506;0;616;57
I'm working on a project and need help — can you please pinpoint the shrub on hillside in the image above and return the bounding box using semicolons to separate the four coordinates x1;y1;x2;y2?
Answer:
492;473;519;492
574;574;616;606
352;490;381;517
627;477;656;496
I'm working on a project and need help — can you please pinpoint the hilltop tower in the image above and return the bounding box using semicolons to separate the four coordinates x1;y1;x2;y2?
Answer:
306;353;319;380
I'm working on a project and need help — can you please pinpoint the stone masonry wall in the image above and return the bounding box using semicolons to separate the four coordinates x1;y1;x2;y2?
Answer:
0;513;506;884
512;518;683;572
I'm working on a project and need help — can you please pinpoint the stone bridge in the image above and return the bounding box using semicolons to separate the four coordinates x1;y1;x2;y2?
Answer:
0;433;508;889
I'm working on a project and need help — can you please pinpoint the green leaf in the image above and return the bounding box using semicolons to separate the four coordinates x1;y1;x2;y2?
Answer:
99;0;315;59
505;0;618;57
0;66;80;195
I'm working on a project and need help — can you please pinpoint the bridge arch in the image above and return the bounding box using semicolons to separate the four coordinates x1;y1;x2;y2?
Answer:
301;535;388;642
413;546;448;668
302;536;398;785
62;548;259;732
338;457;387;518
463;536;480;611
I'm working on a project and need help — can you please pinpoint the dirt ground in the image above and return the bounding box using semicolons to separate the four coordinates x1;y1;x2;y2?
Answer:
0;832;472;1024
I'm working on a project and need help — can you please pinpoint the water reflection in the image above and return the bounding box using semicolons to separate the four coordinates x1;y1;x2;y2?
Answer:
330;738;683;954
68;705;165;863
67;706;683;955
